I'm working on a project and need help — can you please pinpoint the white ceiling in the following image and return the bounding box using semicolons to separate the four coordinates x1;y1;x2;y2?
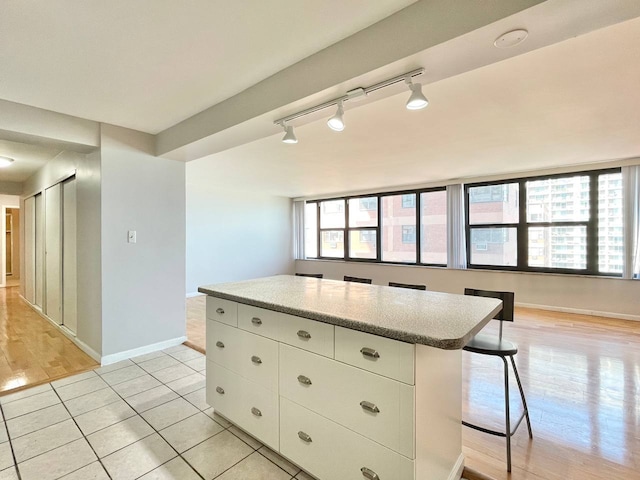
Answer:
187;17;640;198
0;0;415;134
0;140;62;183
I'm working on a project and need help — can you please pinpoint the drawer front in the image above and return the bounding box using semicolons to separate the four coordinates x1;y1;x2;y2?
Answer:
207;320;278;391
280;397;414;480
206;360;241;425
280;344;414;458
206;297;238;327
238;304;280;341
207;362;279;450
335;327;415;385
278;313;334;358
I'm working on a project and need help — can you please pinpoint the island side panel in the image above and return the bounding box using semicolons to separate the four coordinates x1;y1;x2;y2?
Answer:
415;344;464;480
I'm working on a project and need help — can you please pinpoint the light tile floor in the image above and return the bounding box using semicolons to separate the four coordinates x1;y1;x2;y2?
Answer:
0;345;312;480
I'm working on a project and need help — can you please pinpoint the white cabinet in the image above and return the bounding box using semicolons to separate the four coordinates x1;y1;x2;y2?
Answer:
206;298;463;480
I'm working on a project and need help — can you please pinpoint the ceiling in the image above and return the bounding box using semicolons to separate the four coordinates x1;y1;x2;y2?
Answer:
187;16;640;198
0;0;415;134
0;140;62;183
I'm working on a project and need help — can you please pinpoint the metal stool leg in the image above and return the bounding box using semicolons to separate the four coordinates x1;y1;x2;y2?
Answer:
502;357;511;473
510;355;533;439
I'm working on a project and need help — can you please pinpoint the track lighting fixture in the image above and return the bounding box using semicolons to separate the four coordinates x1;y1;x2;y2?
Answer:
405;77;428;110
280;122;298;144
274;68;427;144
327;100;345;132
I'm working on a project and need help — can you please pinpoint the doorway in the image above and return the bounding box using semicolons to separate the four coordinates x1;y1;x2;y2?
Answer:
2;206;20;288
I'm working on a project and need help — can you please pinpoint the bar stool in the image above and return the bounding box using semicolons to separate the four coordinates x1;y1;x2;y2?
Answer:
388;282;427;291
462;288;532;472
343;275;372;284
295;273;324;278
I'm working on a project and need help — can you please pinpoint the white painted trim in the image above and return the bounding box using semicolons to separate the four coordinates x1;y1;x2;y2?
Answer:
448;453;465;480
19;294;102;362
186;291;205;298
100;336;188;366
516;302;640;322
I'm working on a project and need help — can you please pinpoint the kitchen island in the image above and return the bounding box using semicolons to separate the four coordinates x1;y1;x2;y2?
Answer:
199;275;501;480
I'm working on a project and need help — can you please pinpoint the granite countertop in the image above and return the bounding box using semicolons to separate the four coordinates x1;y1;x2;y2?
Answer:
198;275;502;350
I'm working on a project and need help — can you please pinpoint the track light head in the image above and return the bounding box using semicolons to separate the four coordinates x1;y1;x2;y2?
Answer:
327;101;345;132
405;77;428;110
281;123;297;144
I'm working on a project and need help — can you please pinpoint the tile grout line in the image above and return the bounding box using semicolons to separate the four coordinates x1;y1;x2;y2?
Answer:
0;402;23;480
48;386;114;480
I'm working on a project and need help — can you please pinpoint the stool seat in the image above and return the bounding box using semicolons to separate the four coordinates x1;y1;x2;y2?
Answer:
464;334;518;356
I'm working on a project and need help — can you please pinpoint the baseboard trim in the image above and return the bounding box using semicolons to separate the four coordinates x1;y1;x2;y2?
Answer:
186;292;205;298
19;294;102;362
516;302;640;322
449;453;465;480
100;336;188;366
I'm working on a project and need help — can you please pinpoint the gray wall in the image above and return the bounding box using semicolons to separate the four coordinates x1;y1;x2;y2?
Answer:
185;179;294;294
100;124;186;356
22;150;103;355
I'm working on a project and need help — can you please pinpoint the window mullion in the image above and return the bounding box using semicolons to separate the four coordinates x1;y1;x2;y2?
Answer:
587;172;599;273
518;179;527;269
416;193;422;264
344;200;350;261
376;196;382;261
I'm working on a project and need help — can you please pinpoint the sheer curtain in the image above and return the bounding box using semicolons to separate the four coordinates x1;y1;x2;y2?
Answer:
293;200;305;260
446;184;467;269
623;165;640;279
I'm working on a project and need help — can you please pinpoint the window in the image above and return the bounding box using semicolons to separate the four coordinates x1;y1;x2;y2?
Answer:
465;169;623;275
305;188;446;266
402;226;416;243
401;194;415;208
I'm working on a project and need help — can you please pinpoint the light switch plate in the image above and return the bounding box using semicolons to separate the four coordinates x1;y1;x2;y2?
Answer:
128;230;136;243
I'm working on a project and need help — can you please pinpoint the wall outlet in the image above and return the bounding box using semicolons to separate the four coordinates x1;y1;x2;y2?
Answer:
128;230;137;243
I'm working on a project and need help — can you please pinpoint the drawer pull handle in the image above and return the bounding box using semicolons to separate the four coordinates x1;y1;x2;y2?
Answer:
215;341;225;348
361;467;380;480
215;308;225;315
360;347;380;359
216;386;225;395
297;431;312;443
360;401;380;414
297;375;312;386
251;355;262;365
297;330;311;340
251;317;262;326
251;407;262;417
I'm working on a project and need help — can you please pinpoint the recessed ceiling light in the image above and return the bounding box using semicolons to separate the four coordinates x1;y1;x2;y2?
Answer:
494;29;528;48
0;156;15;168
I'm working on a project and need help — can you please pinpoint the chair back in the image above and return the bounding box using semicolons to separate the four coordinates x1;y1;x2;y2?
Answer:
388;282;427;291
295;273;324;278
343;275;372;284
464;288;514;340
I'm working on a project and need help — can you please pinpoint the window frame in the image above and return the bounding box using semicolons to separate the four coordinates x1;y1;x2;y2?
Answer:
306;187;447;267
464;168;622;276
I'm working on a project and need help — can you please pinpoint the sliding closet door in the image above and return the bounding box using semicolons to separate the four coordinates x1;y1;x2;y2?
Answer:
24;197;36;303
35;193;44;308
45;184;62;324
62;177;77;334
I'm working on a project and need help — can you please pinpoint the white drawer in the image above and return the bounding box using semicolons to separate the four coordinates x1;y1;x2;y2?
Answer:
278;313;334;358
335;326;415;385
238;304;280;341
207;320;278;392
206;297;238;327
280;344;414;458
207;361;279;450
280;397;414;480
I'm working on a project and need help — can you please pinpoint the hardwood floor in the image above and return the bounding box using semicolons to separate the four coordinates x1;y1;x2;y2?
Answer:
0;286;98;395
186;296;640;480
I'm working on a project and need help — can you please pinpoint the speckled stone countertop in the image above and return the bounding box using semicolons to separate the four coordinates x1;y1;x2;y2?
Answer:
198;275;502;350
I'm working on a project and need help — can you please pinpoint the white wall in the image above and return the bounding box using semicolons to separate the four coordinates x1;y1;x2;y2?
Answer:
100;124;186;357
295;259;640;320
21;151;103;356
186;180;294;294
